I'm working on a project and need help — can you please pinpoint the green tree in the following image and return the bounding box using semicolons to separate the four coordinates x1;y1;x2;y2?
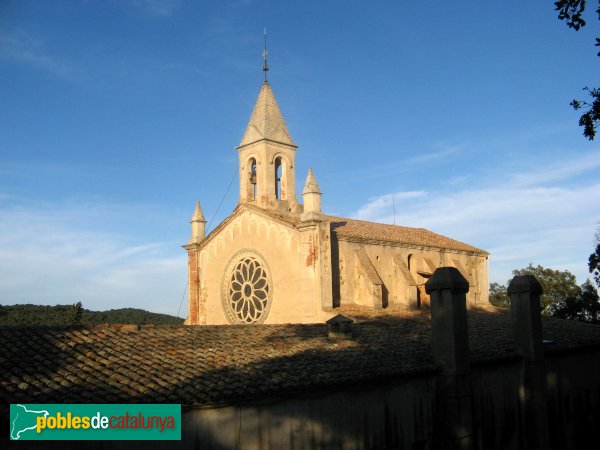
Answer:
554;0;600;140
66;301;83;326
547;280;600;322
513;263;582;311
590;243;600;286
0;304;184;326
589;225;600;286
489;282;510;308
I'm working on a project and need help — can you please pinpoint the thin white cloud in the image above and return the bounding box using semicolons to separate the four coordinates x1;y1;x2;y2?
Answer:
327;141;467;187
350;152;600;285
125;0;182;16
0;34;72;77
153;61;208;76
0;201;187;315
510;152;600;187
355;191;427;220
406;145;461;164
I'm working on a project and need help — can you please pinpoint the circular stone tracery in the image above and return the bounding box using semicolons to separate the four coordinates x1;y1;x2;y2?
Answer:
222;251;272;324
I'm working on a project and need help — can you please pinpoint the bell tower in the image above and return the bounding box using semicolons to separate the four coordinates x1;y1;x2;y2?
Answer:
237;81;299;213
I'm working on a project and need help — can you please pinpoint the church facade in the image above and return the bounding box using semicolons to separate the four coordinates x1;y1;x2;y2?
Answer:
183;81;489;325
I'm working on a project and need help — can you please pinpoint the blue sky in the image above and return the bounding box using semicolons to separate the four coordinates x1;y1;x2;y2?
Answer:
1;0;599;315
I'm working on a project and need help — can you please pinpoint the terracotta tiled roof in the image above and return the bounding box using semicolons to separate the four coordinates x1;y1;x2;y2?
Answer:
246;204;300;226
2;308;600;422
325;216;488;254
203;206;486;256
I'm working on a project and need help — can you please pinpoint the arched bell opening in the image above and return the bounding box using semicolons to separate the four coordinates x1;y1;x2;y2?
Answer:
274;157;282;200
247;157;257;201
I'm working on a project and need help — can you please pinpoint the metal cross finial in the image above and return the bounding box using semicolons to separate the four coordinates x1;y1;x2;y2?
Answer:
262;27;269;81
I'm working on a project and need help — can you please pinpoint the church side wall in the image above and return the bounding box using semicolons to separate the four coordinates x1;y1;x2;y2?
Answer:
335;239;489;308
298;220;333;317
196;211;324;325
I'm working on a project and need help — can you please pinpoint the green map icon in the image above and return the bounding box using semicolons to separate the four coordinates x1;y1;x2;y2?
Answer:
10;404;49;440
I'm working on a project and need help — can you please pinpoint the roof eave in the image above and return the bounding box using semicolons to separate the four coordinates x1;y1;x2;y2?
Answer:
236;138;298;150
333;233;489;256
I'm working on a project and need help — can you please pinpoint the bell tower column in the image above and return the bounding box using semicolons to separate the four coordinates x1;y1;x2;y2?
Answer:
237;81;299;213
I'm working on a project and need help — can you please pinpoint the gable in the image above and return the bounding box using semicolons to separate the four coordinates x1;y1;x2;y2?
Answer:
197;205;300;262
193;204;298;252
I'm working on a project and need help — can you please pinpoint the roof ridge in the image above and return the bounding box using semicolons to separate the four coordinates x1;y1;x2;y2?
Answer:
324;214;488;255
324;214;426;231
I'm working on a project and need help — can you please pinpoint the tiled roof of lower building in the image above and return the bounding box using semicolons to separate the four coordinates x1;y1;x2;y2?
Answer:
325;216;488;254
2;306;599;422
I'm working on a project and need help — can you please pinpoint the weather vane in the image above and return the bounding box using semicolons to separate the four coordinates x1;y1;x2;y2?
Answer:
262;27;269;81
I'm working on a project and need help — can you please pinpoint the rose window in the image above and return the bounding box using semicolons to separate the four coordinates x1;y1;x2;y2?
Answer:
222;252;272;324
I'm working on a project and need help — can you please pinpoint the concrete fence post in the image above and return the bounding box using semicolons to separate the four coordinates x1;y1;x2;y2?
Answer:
425;267;474;449
507;275;544;362
425;267;470;375
507;275;549;449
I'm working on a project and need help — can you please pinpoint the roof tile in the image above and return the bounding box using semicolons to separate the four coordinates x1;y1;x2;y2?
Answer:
1;309;599;422
248;206;487;254
326;216;488;254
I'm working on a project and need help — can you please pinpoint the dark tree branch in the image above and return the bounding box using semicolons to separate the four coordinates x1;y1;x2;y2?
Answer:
571;88;600;140
555;0;587;30
555;0;600;140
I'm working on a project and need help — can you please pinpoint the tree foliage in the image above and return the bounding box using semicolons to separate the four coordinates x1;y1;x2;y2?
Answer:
590;225;600;286
0;304;184;327
547;280;600;322
490;263;581;311
513;263;581;310
570;88;600;140
66;301;83;326
590;244;600;285
489;282;510;308
555;0;600;140
555;0;590;30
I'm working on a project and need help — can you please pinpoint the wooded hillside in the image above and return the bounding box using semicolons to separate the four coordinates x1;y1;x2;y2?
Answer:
0;304;184;326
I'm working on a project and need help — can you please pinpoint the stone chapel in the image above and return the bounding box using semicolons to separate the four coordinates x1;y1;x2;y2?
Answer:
183;80;489;325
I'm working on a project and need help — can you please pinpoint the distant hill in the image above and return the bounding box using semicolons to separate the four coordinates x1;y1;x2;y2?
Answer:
0;304;184;326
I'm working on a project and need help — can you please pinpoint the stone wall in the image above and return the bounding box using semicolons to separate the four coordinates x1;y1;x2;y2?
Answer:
334;239;489;309
193;209;331;325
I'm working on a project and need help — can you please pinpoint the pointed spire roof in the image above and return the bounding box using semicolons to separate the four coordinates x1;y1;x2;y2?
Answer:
191;201;206;223
303;168;321;194
238;81;296;148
